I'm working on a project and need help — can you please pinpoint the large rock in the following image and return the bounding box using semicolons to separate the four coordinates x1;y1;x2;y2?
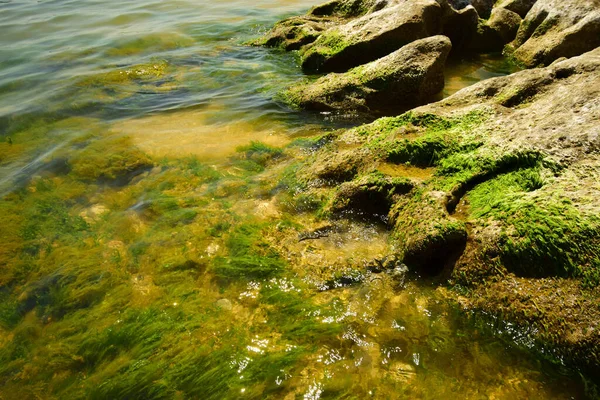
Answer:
468;6;522;52
288;47;600;374
283;36;452;113
496;0;538;18
300;0;443;72
506;0;600;67
254;16;339;51
449;0;495;18
252;0;378;50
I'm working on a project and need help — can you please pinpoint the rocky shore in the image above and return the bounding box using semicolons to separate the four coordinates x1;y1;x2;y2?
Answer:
256;0;600;379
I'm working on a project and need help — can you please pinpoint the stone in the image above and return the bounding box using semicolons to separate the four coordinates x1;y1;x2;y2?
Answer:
300;0;443;72
506;0;600;67
284;47;600;372
253;0;381;51
254;16;338;51
488;7;522;43
448;0;494;18
496;0;538;18
284;36;452;113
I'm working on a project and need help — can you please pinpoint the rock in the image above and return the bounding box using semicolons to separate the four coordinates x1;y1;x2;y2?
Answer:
506;0;600;67
252;0;385;51
284;36;452;113
488;7;522;43
466;7;522;52
440;4;480;53
254;16;338;51
329;173;414;219
470;0;495;18
309;0;379;17
495;0;538;18
447;0;494;18
285;47;600;372
300;0;443;72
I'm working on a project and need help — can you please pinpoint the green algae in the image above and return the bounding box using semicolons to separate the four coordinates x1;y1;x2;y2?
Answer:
234;141;285;173
0;2;597;398
78;61;171;87
212;223;285;281
70;136;153;184
467;170;600;280
104;33;196;57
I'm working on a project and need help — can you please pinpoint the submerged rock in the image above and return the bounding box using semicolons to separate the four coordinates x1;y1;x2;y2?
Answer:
506;0;600;67
300;0;443;72
283;36;452;114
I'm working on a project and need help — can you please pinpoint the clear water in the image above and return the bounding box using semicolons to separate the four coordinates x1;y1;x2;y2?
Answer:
0;0;588;399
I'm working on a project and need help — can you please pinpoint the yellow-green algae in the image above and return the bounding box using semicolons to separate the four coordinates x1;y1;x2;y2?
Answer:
0;116;588;398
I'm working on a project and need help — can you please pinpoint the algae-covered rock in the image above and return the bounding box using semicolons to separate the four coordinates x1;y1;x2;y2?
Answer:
254;16;337;51
252;0;378;50
329;173;414;219
506;0;600;67
488;8;522;43
284;36;452;114
300;0;443;72
468;7;522;52
284;47;600;373
309;0;380;18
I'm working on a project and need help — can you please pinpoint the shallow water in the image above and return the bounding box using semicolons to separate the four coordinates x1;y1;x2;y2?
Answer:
0;0;589;399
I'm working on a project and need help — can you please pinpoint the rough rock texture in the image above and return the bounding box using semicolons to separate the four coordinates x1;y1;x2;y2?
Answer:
506;0;600;67
283;36;452;114
254;16;339;51
496;0;538;18
252;0;379;50
300;0;443;72
467;7;522;52
289;48;600;374
488;7;522;43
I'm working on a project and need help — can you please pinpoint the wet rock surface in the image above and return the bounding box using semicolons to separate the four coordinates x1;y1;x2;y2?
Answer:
283;36;452;114
300;0;443;73
255;0;600;383
274;47;600;375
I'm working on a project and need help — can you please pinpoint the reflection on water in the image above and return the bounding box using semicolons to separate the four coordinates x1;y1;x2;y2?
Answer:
442;53;521;98
0;0;589;398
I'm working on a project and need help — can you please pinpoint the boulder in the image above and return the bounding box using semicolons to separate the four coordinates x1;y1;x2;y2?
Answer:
284;36;452;113
506;0;600;67
488;7;522;43
286;47;600;373
495;0;538;18
254;16;338;50
468;6;523;52
300;0;443;72
309;0;380;17
448;0;494;18
252;0;378;50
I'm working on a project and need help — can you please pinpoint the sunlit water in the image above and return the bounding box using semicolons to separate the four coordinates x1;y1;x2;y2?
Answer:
0;0;588;399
